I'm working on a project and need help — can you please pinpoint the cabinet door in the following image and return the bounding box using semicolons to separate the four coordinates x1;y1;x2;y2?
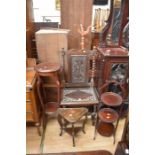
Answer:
109;63;128;83
103;60;129;99
110;62;128;99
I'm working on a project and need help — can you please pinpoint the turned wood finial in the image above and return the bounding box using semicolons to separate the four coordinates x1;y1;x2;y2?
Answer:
78;24;91;52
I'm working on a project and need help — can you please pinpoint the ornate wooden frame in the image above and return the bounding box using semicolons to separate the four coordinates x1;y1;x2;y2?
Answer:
64;49;90;87
69;54;88;84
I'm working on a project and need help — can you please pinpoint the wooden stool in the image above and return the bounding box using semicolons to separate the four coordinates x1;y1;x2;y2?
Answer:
35;62;61;150
57;107;88;147
35;62;61;106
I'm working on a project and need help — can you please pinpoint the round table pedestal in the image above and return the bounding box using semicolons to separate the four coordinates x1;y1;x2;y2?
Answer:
97;122;114;137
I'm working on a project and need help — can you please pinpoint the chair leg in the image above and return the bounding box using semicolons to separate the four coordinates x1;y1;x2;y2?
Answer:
91;114;95;126
93;115;99;140
72;124;75;147
82;114;87;134
91;105;97;126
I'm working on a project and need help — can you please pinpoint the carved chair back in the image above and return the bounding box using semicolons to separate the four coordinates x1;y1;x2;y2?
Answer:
61;47;100;88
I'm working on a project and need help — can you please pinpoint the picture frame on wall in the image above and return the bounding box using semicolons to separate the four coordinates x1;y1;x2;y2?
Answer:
56;0;60;10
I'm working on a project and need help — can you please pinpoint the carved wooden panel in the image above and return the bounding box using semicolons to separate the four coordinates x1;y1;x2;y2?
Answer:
65;89;92;100
71;55;88;83
61;87;98;104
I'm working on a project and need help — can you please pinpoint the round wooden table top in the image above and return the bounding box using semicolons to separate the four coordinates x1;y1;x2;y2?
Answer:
97;122;114;137
98;108;119;123
35;62;60;73
101;92;123;107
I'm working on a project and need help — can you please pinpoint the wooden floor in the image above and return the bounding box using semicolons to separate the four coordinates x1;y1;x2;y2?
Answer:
26;117;125;154
29;150;113;155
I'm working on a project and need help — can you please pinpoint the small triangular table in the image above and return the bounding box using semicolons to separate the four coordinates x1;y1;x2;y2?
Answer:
57;108;88;147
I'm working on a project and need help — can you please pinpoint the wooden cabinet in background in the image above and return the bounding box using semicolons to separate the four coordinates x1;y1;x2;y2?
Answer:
26;70;41;135
35;29;69;65
98;47;129;101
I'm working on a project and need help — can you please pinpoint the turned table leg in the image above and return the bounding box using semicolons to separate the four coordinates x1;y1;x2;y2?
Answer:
91;105;97;126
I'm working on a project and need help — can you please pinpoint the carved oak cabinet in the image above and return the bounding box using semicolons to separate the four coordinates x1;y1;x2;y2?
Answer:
98;47;129;100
